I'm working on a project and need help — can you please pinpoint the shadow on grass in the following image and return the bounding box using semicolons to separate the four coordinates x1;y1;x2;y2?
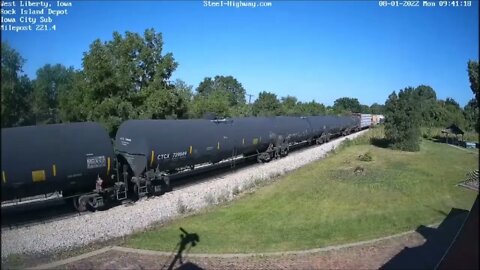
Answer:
430;135;446;144
163;227;202;270
427;136;478;149
380;196;479;270
370;137;391;148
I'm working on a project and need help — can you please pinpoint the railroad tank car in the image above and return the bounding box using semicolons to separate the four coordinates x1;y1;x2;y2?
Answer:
321;116;349;135
226;117;275;157
271;116;311;143
115;117;315;176
114;117;316;196
342;115;360;132
1;122;115;202
115;118;268;177
305;116;332;143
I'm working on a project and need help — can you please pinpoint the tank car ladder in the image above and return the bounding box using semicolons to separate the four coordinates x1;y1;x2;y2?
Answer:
115;165;129;201
230;147;237;169
135;179;148;198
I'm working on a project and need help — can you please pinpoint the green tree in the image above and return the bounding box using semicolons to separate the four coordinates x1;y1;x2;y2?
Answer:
464;98;479;132
252;91;281;116
280;96;298;115
360;104;370;114
1;42;33;127
297;100;326;116
467;60;479;104
58;71;88;123
32;64;75;124
325;106;335;115
370;103;385;114
197;75;246;106
190;90;231;118
79;29;181;136
173;79;194;118
436;98;466;128
414;85;438;127
384;87;422;151
333;97;361;114
230;103;253;117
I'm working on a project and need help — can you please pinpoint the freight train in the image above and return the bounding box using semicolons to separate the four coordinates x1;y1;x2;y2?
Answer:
1;114;377;211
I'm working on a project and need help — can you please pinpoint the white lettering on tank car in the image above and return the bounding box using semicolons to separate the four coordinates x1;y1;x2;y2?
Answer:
86;155;106;169
172;151;187;158
119;137;131;146
157;153;170;160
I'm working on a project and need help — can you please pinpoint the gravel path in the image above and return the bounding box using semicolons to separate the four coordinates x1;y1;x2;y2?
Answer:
1;130;367;259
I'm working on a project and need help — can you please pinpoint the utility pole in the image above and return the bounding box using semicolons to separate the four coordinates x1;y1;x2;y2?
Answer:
246;93;254;104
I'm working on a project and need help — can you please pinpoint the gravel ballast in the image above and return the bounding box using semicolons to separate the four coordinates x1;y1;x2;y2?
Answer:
1;131;367;258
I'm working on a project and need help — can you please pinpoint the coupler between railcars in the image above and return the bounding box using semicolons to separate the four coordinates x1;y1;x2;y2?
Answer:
256;140;290;163
315;133;331;144
72;182;127;212
68;172;128;212
131;170;171;199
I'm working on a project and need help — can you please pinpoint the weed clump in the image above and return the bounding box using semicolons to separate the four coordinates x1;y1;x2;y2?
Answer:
232;185;241;196
204;193;216;205
358;151;373;162
177;199;189;214
354;166;365;176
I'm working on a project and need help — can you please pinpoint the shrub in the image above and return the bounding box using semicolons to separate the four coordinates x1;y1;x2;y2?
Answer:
354;166;365;176
358;152;373;162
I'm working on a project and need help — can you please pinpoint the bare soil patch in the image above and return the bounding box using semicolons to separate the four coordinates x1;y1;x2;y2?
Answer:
48;232;426;270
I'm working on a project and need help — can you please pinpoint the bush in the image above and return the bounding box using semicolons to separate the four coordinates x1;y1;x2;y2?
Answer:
358;152;373;162
354;166;365;176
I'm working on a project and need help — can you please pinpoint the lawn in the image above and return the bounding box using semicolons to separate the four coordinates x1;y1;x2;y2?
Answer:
124;129;478;253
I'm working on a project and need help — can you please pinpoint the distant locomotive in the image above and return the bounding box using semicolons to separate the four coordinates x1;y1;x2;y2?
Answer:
1;114;376;211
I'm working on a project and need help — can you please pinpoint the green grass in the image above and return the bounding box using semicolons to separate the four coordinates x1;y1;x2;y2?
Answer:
124;130;478;253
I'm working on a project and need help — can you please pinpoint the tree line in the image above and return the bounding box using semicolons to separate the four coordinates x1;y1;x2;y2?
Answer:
1;29;478;145
0;29;375;136
384;63;479;151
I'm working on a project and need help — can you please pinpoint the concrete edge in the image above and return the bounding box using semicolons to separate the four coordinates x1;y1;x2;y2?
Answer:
28;223;439;269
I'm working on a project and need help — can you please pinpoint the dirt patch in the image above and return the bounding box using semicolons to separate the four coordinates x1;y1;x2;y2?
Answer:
40;232;427;270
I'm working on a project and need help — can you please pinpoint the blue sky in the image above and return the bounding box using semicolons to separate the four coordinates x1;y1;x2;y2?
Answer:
2;0;478;107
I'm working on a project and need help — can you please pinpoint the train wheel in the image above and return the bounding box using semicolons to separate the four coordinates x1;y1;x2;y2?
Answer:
162;176;172;192
73;196;87;212
133;184;143;200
